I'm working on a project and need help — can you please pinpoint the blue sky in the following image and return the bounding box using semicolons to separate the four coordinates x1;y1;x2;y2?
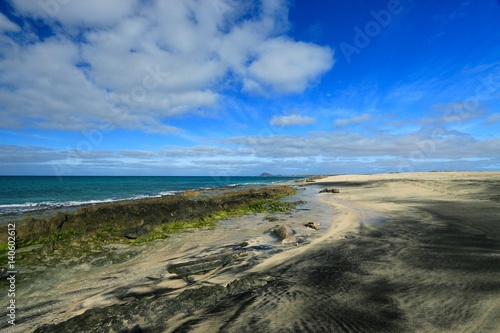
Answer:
0;0;499;176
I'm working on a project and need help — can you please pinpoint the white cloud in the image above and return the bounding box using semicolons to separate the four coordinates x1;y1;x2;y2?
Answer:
161;145;234;158
270;114;316;126
223;131;500;160
2;0;334;133
0;13;20;32
0;13;21;57
245;38;334;94
2;130;499;175
11;0;139;29
334;113;373;127
0;145;61;164
0;38;113;129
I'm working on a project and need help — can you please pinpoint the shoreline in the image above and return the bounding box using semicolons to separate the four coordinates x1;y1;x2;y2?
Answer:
1;182;336;332
0;176;306;220
2;171;500;332
0;185;300;264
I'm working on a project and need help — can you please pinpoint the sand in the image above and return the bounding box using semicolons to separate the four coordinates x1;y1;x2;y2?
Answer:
4;171;500;332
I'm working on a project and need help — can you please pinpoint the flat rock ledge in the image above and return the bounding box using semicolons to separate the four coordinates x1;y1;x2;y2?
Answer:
33;274;271;333
167;252;245;277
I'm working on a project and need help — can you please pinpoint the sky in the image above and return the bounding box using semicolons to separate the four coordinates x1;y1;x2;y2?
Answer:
0;0;499;176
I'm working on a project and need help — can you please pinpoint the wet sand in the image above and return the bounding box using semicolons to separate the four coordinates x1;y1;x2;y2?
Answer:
5;172;500;332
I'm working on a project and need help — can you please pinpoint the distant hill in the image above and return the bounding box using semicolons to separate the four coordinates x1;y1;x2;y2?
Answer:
259;172;282;177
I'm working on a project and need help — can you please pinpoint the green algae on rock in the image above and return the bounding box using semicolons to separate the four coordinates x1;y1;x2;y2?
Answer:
0;186;297;263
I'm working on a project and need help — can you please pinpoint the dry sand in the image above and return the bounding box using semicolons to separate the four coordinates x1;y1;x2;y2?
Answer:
4;171;500;332
163;172;500;333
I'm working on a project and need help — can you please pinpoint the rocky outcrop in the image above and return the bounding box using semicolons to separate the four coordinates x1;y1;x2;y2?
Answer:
167;253;243;277
227;275;269;294
124;219;157;239
34;284;229;333
33;274;270;333
4;186;296;261
319;188;340;194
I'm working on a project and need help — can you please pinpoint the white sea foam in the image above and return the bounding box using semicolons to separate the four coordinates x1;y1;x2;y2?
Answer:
0;176;303;216
0;192;179;216
158;191;178;196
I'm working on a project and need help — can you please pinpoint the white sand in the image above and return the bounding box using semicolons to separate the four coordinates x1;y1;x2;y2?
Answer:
9;171;500;333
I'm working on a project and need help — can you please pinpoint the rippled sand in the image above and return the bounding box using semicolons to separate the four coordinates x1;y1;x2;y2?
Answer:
166;172;500;333
5;172;500;333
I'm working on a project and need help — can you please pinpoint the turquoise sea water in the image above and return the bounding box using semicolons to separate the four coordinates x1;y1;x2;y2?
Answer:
0;176;303;216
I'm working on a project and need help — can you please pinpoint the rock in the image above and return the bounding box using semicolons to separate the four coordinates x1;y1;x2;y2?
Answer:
273;224;295;243
145;275;162;281
41;240;57;254
120;325;146;333
227;276;268;295
177;285;228;309
319;188;340;194
0;267;9;279
167;253;238;277
124;225;149;239
33;273;267;333
5;186;297;267
304;222;321;230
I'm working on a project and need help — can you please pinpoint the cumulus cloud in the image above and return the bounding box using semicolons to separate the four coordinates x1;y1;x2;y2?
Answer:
244;38;334;94
270;114;316;126
334;113;373;127
1;0;334;133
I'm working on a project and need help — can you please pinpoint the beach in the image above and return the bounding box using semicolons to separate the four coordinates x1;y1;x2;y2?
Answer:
2;172;500;332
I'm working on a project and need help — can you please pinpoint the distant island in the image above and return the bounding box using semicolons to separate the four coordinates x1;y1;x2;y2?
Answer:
259;172;283;177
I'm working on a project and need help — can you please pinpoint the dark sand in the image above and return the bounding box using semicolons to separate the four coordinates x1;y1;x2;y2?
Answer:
4;172;500;332
165;172;500;333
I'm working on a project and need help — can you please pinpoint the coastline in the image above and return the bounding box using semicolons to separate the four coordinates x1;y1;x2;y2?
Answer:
0;175;304;219
2;171;500;332
1;181;327;332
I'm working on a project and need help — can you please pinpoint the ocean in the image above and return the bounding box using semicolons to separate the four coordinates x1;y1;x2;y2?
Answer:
0;176;303;216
